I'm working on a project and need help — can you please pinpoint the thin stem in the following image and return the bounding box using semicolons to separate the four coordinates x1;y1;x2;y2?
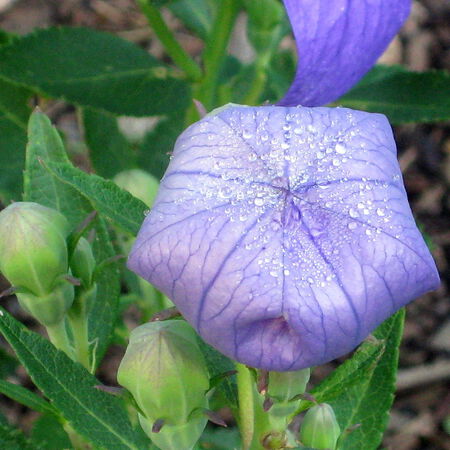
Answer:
68;288;95;372
46;320;73;360
198;0;239;109
137;0;202;81
68;311;91;371
236;363;255;450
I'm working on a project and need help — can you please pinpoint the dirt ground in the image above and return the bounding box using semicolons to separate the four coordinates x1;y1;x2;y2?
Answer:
0;1;449;449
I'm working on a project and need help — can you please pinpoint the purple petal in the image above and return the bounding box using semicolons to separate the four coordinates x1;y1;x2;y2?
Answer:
129;105;439;371
279;0;411;107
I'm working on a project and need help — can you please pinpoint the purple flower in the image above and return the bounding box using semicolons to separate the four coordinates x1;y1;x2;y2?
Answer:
129;105;439;371
279;0;411;106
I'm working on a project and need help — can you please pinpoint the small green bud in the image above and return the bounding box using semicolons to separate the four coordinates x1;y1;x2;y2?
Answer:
268;368;310;403
139;414;207;450
114;169;159;208
245;0;284;53
69;237;96;288
17;282;74;326
117;320;209;424
300;403;341;450
0;202;71;296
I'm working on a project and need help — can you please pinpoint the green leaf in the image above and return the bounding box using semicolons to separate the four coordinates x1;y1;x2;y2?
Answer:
339;65;450;124
0;347;18;378
43;160;148;236
196;426;241;450
0;79;30;202
0;27;191;116
168;0;217;40
196;337;238;412
0;379;57;415
31;414;72;450
0;308;145;450
331;310;405;450
83;108;135;178
24;110;120;367
0;418;35;450
295;334;386;414
138;114;184;179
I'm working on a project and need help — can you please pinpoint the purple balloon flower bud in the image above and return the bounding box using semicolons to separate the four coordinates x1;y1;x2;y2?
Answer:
129;105;439;371
279;0;411;106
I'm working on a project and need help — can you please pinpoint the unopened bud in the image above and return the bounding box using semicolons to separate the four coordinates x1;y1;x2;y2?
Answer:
267;368;310;403
70;237;96;288
139;414;207;450
17;282;74;326
114;169;159;208
118;320;209;448
300;403;341;450
0;202;70;296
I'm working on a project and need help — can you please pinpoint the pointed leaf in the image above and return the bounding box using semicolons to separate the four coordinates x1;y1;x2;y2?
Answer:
0;379;57;415
0;27;191;116
83;108;135;178
43;160;148;236
339;65;450;124
331;309;405;450
0;79;30;202
0;309;144;450
24;110;120;367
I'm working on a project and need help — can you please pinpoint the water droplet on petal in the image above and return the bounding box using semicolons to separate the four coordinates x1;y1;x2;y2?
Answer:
349;208;359;218
335;144;346;154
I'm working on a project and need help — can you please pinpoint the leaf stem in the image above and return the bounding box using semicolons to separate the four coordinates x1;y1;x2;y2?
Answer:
68;288;95;372
198;0;239;109
46;320;73;360
137;0;202;81
236;363;255;450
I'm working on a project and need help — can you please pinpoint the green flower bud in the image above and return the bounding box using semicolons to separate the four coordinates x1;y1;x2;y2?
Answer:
69;237;96;288
300;403;341;450
268;368;310;403
0;202;71;296
16;281;74;326
139;414;207;450
117;320;209;425
114;169;159;208
245;0;284;53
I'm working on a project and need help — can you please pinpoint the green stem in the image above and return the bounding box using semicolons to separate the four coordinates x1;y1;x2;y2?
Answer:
242;53;271;106
198;0;239;109
137;0;202;81
236;363;255;450
68;311;91;371
68;288;95;372
46;320;73;360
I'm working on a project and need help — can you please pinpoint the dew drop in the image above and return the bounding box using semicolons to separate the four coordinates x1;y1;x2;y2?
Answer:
376;208;385;217
335;144;346;154
332;158;341;167
283;269;290;276
349;208;359;218
254;197;264;206
348;222;357;230
316;151;325;159
243;130;253;139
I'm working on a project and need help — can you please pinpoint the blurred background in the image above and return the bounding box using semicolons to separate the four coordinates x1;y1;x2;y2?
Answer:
0;0;449;448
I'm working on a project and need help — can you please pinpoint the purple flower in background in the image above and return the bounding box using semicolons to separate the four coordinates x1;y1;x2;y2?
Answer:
128;0;439;370
129;105;439;370
279;0;411;106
